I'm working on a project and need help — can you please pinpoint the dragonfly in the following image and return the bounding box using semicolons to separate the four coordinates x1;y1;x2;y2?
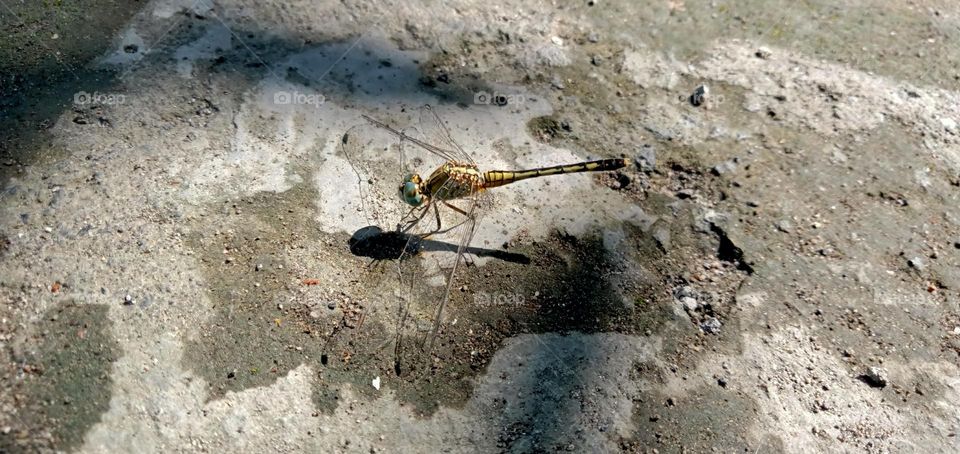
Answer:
341;106;629;353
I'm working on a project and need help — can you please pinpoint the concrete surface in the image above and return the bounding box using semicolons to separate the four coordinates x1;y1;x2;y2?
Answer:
1;0;960;452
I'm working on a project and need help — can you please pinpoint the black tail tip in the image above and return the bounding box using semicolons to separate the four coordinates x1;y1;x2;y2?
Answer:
609;158;630;170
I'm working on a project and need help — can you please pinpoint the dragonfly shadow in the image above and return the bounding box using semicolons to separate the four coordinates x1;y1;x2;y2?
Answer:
348;225;530;264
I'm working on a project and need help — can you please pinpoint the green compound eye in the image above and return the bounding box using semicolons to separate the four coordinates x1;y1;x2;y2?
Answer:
399;180;423;207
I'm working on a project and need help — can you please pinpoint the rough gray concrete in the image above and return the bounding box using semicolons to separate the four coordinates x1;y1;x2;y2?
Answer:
2;0;960;452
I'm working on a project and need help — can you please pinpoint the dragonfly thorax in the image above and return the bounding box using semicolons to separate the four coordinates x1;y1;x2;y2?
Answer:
399;162;483;207
399;173;425;207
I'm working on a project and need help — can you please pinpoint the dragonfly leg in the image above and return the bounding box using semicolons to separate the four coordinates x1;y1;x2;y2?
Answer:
402;205;422;223
420;201;475;239
441;200;470;217
399;204;432;234
417;202;446;240
441;201;477;266
395;206;417;232
433;202;443;231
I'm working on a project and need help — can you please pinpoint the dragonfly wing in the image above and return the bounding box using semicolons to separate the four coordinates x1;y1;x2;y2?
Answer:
415;105;475;165
361;113;461;164
339;125;374;226
338;122;410;229
426;193;483;350
350;109;487;358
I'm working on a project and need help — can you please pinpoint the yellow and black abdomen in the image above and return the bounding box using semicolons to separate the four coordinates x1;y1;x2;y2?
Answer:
483;158;628;189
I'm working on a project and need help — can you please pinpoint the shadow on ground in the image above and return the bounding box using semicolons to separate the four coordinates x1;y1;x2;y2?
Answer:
0;1;143;186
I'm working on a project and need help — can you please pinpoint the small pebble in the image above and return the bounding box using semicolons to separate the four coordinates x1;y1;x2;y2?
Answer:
863;366;889;388
675;286;697;299
907;257;925;271
690;85;709;107
776;220;793;233
942;117;957;134
701;317;722;334
653;228;671;251
123;295;133;305
711;159;738;175
634;145;656;172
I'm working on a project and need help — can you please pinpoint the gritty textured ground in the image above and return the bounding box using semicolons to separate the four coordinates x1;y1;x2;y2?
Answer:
2;0;960;453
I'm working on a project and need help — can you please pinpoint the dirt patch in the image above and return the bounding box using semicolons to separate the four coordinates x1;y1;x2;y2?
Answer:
2;302;119;452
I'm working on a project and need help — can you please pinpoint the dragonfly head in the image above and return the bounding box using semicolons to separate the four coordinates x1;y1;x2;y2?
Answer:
399;173;425;207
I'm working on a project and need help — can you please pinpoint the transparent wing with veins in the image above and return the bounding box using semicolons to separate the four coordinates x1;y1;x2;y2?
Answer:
361;105;487;352
413;106;487;350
